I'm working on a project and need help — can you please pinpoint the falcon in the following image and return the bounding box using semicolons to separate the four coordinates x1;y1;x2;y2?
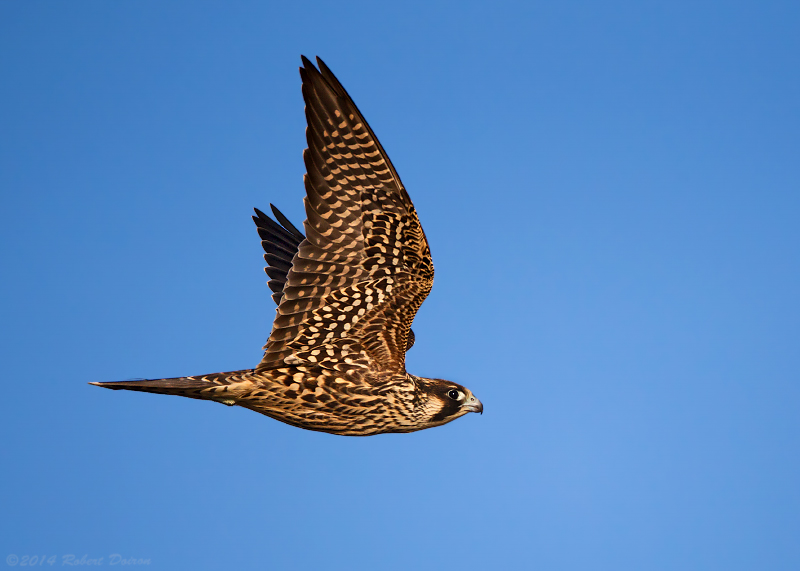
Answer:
91;56;483;436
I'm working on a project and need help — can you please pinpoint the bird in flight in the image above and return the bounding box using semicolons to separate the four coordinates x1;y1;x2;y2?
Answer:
91;56;482;436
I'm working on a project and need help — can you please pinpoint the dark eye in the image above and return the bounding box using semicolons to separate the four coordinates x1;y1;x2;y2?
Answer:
447;389;460;400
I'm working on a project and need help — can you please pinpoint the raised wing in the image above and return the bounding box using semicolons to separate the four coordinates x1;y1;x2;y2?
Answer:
257;56;432;373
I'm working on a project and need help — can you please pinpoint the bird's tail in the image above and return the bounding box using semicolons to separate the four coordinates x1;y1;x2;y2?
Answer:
89;370;254;404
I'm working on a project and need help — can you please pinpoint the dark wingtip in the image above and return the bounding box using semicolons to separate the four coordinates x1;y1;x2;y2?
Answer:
270;204;304;240
300;55;317;75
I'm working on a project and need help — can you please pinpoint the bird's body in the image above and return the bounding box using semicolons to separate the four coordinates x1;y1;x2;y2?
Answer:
92;56;482;436
102;369;470;436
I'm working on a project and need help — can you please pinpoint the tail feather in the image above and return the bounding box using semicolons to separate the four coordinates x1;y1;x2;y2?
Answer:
90;370;253;402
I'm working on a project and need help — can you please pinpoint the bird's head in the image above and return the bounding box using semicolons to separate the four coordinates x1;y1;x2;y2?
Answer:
412;377;483;430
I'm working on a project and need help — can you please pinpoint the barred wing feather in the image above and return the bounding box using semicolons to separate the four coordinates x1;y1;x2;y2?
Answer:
257;57;432;374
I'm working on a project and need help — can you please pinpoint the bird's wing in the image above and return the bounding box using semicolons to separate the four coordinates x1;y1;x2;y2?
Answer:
257;56;433;374
253;205;418;350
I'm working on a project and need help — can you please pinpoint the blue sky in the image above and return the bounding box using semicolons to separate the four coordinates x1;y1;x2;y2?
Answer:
1;1;798;569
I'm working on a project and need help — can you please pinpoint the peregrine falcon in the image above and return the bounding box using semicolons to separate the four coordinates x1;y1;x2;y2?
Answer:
91;56;483;436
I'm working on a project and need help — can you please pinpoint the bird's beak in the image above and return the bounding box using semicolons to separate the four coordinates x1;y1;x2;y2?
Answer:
462;395;483;414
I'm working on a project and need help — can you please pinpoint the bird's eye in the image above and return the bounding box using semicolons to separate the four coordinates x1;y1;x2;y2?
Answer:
447;389;460;400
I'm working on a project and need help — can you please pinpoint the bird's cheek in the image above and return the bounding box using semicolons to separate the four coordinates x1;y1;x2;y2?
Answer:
428;400;457;423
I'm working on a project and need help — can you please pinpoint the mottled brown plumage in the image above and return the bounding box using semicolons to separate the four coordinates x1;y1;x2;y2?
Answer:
91;56;482;436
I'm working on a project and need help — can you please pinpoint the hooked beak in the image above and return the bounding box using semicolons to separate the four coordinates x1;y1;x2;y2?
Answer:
462;395;483;414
